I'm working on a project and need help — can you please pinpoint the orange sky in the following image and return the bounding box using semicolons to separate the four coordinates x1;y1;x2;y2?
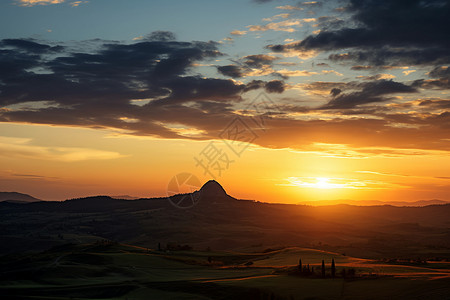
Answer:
1;121;448;203
0;0;449;203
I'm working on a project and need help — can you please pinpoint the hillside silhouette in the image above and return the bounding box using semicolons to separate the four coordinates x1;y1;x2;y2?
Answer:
1;180;450;260
1;180;450;299
0;191;42;203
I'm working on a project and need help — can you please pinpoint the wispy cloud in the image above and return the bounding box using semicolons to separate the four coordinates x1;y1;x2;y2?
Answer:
15;0;87;7
230;30;247;36
276;5;303;11
15;0;65;6
277;69;318;77
403;70;416;76
0;136;125;162
247;19;303;32
69;1;88;7
262;13;290;22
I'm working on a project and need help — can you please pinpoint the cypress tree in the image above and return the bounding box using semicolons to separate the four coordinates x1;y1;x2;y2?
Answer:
331;258;336;278
299;258;302;272
321;259;325;277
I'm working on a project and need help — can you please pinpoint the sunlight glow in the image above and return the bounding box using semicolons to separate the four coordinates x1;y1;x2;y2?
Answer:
284;177;368;189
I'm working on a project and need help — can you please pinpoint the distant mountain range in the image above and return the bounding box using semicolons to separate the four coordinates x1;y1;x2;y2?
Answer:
1;180;450;258
0;183;448;207
0;192;42;203
298;199;449;207
110;195;141;200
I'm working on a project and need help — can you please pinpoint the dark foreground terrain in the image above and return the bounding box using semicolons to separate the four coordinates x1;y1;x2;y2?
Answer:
1;181;449;299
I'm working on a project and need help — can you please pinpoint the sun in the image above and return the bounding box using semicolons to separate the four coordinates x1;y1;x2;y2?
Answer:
286;176;346;189
315;177;331;189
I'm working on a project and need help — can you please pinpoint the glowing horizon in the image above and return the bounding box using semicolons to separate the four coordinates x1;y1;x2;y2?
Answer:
0;0;448;204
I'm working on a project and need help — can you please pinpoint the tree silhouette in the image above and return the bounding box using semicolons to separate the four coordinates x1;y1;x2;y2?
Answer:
331;258;336;278
321;259;325;277
298;258;302;272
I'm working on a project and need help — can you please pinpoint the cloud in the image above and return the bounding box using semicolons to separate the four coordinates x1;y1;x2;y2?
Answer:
277;69;318;77
403;70;416;76
322;70;343;76
264;80;285;93
0;34;287;142
267;40;319;59
351;65;373;71
217;65;244;78
302;1;322;7
356;73;396;81
277;5;303;11
247;19;303;32
230;30;247;36
0;31;448;156
69;1;87;6
15;0;65;6
413;65;450;89
216;54;280;78
0;136;124;161
266;0;450;67
243;54;277;68
324;80;417;109
262;13;290;22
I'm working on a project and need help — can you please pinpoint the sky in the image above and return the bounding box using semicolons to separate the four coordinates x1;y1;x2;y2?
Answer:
0;0;449;203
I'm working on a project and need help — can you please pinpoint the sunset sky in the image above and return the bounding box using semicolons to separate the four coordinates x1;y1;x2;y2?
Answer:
0;0;449;203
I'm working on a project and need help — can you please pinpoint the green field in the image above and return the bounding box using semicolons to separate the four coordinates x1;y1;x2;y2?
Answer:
1;242;449;299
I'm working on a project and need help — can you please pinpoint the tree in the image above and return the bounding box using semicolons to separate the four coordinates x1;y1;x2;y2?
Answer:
331;258;336;278
298;258;302;272
321;259;325;277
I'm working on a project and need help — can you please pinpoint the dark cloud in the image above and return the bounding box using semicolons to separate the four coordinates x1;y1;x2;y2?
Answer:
330;88;341;96
315;16;345;31
301;81;355;93
144;31;176;41
0;36;286;140
324;80;417;109
267;0;450;66
418;99;450;109
351;65;372;71
243;54;277;68
0;38;64;53
216;54;278;78
217;65;244;78
264;80;285;93
0;37;223;107
243;80;285;93
413;66;450;89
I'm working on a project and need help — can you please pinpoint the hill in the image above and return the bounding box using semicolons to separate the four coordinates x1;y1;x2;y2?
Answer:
299;199;449;207
0;191;42;203
0;242;448;300
1;180;449;261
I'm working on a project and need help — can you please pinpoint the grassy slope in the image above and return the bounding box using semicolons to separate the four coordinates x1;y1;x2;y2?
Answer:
1;243;449;300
